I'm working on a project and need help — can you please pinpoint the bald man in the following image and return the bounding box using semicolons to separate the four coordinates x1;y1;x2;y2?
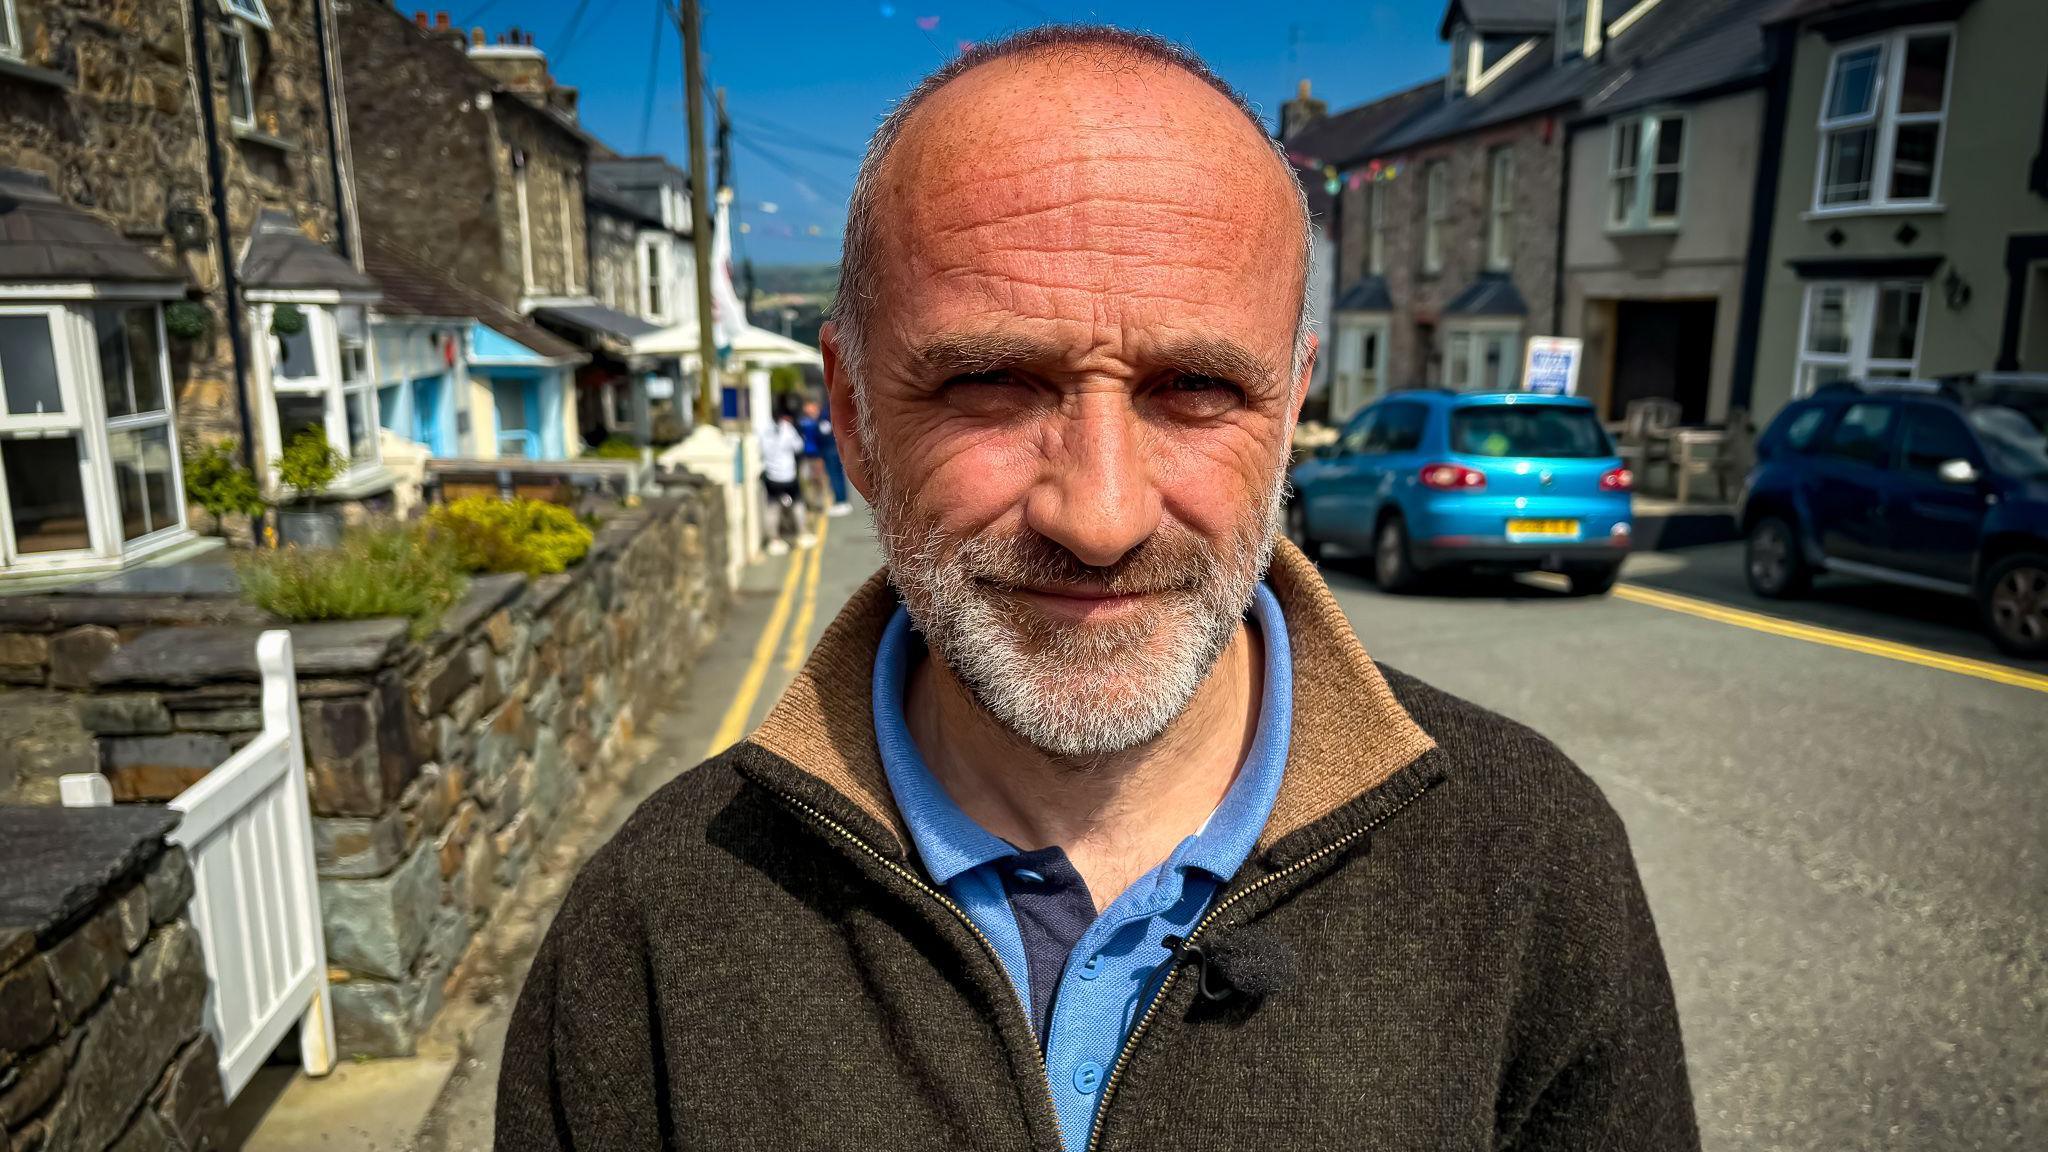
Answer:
498;27;1696;1152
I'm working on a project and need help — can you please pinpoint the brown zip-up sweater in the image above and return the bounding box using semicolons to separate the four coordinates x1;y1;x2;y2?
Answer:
497;542;1699;1151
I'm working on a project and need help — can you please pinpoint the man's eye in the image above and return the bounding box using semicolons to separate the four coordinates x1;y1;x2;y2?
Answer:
1154;374;1244;414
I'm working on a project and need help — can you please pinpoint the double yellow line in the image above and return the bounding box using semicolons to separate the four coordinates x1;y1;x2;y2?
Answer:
704;517;830;757
1612;582;2048;694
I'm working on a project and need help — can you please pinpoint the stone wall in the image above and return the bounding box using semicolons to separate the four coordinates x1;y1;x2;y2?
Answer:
493;102;587;299
589;204;645;314
0;0;355;446
0;482;729;1056
0;806;224;1152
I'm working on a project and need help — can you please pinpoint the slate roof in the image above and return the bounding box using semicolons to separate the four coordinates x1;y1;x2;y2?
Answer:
587;178;662;226
240;211;379;294
1441;0;1559;37
1334;276;1395;313
533;303;664;357
1444;274;1529;316
0;168;184;286
1285;79;1442;176
1583;0;1779;117
360;234;585;363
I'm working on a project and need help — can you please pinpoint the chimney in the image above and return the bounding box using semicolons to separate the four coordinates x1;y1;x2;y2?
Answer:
414;11;428;28
471;26;484;46
434;10;450;31
1278;79;1327;144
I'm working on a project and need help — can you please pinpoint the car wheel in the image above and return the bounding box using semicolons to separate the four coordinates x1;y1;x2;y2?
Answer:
1566;563;1623;596
1374;517;1419;593
1287;500;1322;563
1981;553;2048;659
1745;516;1809;599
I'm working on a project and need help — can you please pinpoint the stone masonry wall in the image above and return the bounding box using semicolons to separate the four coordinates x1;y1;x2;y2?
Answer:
0;0;353;447
494;102;588;300
12;483;730;1055
0;811;225;1152
589;205;644;314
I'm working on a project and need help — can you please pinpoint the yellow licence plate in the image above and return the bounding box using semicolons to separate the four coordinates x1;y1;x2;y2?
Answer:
1506;518;1580;540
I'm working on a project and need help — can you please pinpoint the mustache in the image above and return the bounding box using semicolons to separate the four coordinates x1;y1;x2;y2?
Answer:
948;524;1223;598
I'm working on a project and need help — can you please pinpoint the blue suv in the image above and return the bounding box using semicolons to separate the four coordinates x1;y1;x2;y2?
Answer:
1738;377;2048;657
1289;392;1634;595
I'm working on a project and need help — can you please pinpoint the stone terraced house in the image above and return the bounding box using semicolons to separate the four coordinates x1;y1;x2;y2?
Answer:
0;0;377;582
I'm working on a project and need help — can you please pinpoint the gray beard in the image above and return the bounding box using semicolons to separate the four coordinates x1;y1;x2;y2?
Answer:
872;469;1287;761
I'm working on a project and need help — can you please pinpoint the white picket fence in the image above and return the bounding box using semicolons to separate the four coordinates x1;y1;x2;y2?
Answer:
64;630;335;1102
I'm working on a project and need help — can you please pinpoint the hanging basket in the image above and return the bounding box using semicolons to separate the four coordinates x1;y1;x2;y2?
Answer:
164;300;212;341
270;303;306;337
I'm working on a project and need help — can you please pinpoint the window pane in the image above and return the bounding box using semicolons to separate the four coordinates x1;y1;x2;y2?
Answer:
1871;285;1923;361
1803;363;1851;396
1899;34;1949;114
1452;406;1609;458
226;33;252;124
1821;128;1876;204
1654;117;1685;166
1900;407;1975;475
1610;174;1637;225
276;393;327;451
0;314;63;417
345;391;376;461
1612;121;1639;172
95;305;166;418
109;425;177;542
1825;46;1881;121
1806;287;1850;354
2;435;90;553
274;319;319;380
1821;401;1895;467
1888;122;1939;201
1651;173;1681;218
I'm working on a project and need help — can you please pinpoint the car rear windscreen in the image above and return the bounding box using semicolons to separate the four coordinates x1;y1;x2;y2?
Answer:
1451;406;1611;458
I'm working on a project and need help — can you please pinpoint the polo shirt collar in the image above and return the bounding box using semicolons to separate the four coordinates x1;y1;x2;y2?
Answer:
872;584;1294;887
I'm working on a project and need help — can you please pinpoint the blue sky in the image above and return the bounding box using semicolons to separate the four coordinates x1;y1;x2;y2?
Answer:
455;0;1452;265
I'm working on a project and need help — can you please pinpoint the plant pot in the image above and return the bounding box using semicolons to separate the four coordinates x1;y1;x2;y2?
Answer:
277;507;344;551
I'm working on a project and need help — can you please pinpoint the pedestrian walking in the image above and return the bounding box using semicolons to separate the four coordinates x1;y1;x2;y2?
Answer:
819;395;852;517
499;26;1696;1152
757;395;812;555
796;398;830;512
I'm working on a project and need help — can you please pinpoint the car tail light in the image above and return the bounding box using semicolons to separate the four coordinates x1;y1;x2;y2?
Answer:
1600;466;1634;492
1419;463;1487;491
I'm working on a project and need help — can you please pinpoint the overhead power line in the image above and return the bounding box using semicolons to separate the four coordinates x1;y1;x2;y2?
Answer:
733;113;866;161
637;0;664;151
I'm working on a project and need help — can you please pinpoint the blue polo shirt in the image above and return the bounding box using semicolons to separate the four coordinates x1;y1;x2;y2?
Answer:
873;585;1292;1152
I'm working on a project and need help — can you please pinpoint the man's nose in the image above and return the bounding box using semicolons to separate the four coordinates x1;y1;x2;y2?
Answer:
1024;393;1162;568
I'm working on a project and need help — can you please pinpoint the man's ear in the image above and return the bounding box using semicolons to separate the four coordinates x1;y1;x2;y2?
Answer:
820;321;876;500
1293;331;1319;423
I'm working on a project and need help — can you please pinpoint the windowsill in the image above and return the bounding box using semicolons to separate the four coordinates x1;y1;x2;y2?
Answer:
0;54;76;91
233;125;298;154
1607;222;1681;237
1803;202;1944;221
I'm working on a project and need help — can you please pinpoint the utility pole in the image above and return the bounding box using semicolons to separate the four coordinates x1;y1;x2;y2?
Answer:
675;0;720;427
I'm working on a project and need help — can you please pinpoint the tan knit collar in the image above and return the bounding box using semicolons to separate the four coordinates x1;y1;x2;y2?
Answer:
748;538;1436;856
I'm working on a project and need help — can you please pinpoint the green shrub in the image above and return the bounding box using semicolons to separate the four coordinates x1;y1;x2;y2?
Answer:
424;497;594;577
269;303;306;336
588;436;642;461
238;522;466;635
278;428;345;498
183;440;266;519
164;300;212;342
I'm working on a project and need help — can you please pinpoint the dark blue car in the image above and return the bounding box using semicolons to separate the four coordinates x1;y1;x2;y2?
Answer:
1289;392;1634;595
1738;377;2048;657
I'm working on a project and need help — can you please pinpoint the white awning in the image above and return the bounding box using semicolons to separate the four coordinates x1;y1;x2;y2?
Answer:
633;320;822;367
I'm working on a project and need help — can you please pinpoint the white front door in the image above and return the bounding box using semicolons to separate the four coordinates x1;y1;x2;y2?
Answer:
1331;317;1389;424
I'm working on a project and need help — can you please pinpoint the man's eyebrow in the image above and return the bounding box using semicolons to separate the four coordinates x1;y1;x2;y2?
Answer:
1150;338;1278;387
912;331;1056;376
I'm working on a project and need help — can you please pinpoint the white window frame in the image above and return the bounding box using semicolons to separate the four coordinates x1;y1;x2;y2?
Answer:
0;0;23;61
638;235;667;322
1366;183;1387;276
1608;111;1686;231
1447;25;1472;98
218;0;271;30
1812;26;1954;213
1793;281;1928;396
559;169;580;294
514;162;537;293
1443;321;1523;392
258;301;382;484
1424;162;1449;274
1471;37;1536;94
0;300;188;571
223;21;257;133
1485;147;1514;271
1559;0;1603;61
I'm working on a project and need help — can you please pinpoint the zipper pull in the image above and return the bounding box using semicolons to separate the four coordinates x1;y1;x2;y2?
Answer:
1160;935;1233;1002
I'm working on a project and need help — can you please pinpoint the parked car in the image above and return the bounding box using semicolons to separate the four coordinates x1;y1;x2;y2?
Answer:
1288;392;1634;595
1737;377;2048;657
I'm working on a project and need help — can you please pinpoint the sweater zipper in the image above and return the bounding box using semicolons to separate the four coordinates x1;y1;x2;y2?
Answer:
1082;782;1435;1152
767;789;1065;1148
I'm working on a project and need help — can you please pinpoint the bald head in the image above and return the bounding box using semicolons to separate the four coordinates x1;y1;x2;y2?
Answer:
830;27;1313;404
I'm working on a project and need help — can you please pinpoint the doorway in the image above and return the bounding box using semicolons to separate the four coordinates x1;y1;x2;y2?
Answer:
1609;299;1716;423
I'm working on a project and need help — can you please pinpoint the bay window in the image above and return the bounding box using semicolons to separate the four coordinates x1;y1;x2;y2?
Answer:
1609;112;1685;230
0;300;187;574
260;301;382;480
1814;28;1951;210
1795;281;1925;395
1444;324;1521;392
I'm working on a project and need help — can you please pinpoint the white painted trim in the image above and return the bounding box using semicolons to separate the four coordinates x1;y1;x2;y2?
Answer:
0;0;23;60
1605;0;1662;39
515;165;537;294
1471;38;1536;95
0;283;185;301
216;0;271;32
1811;25;1955;213
223;22;256;133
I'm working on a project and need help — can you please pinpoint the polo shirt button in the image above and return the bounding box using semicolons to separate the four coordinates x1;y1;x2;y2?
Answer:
1078;954;1101;980
1073;1061;1103;1095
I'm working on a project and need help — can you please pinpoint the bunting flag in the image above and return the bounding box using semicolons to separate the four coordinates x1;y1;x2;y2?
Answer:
916;15;940;30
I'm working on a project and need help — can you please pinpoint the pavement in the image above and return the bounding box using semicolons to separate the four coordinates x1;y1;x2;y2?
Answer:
269;509;2042;1150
